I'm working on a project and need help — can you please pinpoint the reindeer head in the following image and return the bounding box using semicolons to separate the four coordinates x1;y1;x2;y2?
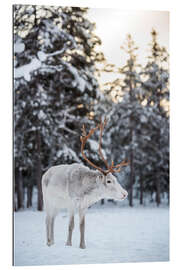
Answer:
80;118;129;201
94;172;128;201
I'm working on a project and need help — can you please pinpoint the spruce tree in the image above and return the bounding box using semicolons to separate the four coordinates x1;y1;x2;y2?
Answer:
140;29;169;205
14;5;103;210
105;34;142;207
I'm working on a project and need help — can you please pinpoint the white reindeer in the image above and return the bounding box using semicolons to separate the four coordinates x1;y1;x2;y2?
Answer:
42;119;129;249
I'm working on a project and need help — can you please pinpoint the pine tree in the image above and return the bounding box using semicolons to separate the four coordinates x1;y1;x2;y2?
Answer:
140;29;169;206
108;34;142;207
106;32;169;206
14;5;103;210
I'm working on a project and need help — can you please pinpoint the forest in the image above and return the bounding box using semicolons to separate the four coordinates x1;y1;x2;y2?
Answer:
13;5;169;211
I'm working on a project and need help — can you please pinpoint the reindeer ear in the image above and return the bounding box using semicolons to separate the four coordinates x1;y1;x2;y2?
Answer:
82;171;95;186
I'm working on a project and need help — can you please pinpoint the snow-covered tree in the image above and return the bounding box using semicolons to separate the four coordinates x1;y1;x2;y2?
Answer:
14;5;104;210
139;29;169;205
109;34;141;207
141;29;169;109
103;33;169;206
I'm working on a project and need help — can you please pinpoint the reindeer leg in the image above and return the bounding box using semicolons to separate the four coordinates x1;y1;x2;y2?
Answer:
46;214;55;246
66;212;74;246
79;209;86;249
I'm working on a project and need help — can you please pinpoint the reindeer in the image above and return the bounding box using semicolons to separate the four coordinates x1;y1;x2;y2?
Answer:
42;119;129;249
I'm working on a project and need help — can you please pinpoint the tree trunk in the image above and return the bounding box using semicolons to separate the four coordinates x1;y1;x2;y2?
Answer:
16;170;24;210
128;64;135;208
129;149;134;207
101;199;104;205
155;178;161;206
156;102;162;207
27;185;33;208
36;129;43;211
139;174;143;205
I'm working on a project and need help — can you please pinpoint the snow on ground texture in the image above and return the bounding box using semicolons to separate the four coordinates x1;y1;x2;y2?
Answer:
14;204;169;266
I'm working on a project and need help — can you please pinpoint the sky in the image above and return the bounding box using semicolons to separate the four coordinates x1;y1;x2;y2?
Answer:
87;9;169;82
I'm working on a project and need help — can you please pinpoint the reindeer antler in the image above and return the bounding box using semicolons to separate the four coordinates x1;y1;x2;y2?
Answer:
108;160;130;173
80;118;129;175
80;124;107;175
98;118;129;174
98;117;109;169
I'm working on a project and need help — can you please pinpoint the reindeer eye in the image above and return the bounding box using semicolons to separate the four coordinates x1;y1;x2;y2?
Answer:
107;180;112;184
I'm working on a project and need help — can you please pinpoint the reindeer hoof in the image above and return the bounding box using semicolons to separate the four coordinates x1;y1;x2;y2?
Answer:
47;240;54;246
66;241;72;246
79;243;86;249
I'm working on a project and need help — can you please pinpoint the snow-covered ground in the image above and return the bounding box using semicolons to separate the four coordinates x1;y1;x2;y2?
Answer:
14;203;169;266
